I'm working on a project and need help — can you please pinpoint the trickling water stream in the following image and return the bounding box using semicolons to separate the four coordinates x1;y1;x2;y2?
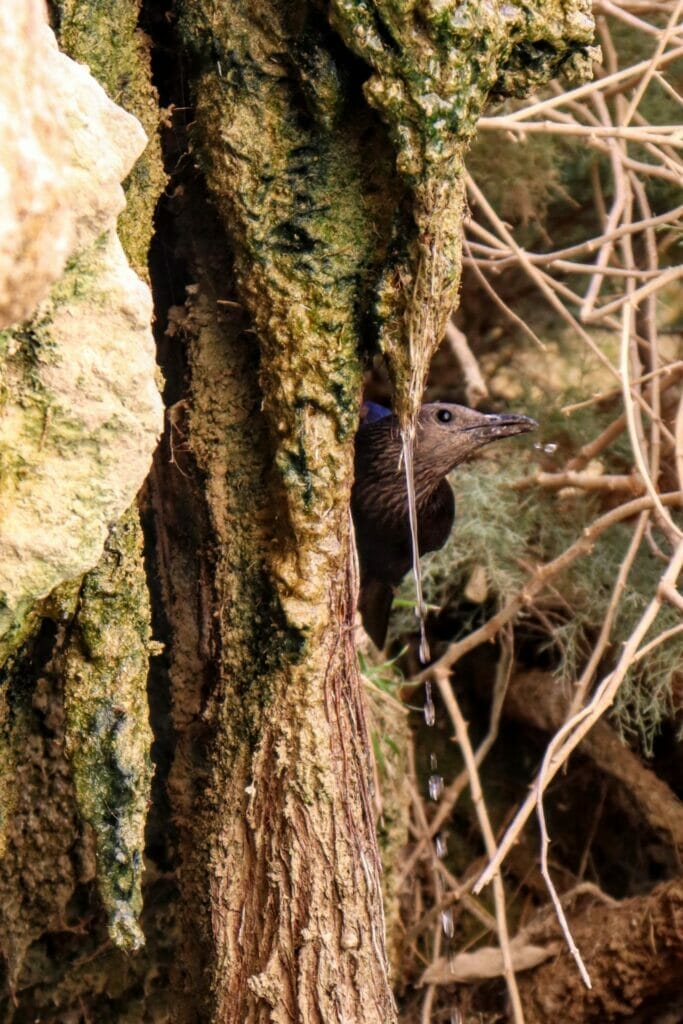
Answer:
402;431;431;665
398;419;552;1016
397;413;549;1007
400;426;455;978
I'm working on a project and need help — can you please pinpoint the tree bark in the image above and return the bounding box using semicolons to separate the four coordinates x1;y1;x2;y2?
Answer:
150;174;397;1022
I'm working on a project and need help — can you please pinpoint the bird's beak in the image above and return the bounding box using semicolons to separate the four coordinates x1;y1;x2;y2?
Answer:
463;411;538;442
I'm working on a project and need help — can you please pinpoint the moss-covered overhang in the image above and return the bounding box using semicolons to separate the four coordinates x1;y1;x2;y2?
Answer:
182;0;597;478
329;0;598;426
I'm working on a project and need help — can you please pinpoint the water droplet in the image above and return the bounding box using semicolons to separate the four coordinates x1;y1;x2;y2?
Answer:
428;774;444;801
533;441;543;450
435;833;447;859
430;752;438;771
544;442;558;454
441;908;455;938
424;696;435;726
424;681;435;726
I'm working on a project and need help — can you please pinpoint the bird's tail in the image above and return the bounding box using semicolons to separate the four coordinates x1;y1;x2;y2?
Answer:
358;576;395;650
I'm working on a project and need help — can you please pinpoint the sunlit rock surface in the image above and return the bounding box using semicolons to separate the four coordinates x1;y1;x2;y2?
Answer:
0;0;146;328
0;0;163;652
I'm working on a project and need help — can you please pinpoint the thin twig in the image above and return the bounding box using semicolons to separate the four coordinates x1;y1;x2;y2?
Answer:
621;304;683;540
445;321;489;406
466;204;683;268
435;669;526;1024
500;45;683;122
569;512;649;716
623;0;683;123
476;119;683;146
513;471;643;494
462;238;548;351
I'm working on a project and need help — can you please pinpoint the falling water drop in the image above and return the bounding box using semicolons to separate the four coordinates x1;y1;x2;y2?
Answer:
428;774;444;801
423;700;435;727
424;680;436;726
430;752;438;771
535;439;558;454
435;833;447;859
441;908;455;938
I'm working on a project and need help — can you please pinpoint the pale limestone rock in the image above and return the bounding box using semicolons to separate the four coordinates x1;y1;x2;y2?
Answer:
0;0;146;328
0;3;162;647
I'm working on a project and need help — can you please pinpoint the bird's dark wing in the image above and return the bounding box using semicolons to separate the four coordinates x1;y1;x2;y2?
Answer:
419;479;455;555
358;575;395;650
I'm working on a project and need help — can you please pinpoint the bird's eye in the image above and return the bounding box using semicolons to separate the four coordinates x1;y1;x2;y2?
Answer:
436;408;453;423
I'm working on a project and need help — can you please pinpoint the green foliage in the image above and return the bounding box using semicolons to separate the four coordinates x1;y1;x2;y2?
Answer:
467;130;562;237
359;648;406;699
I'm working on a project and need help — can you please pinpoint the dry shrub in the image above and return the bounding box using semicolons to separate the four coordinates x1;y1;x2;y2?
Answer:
382;6;683;1021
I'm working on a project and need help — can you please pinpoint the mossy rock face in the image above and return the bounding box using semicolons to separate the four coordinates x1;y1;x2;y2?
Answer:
53;0;167;278
0;13;162;664
0;229;162;663
62;507;154;950
0;5;148;328
179;0;397;636
0;1;166;985
0;642;83;991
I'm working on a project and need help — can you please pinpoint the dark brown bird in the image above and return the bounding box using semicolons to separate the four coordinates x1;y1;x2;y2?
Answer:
351;402;537;648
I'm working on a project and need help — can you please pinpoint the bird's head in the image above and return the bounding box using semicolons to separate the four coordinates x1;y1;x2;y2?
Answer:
415;402;537;479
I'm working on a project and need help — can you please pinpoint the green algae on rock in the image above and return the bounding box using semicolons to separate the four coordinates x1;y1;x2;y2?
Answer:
179;0;397;631
62;508;154;950
0;5;163;955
